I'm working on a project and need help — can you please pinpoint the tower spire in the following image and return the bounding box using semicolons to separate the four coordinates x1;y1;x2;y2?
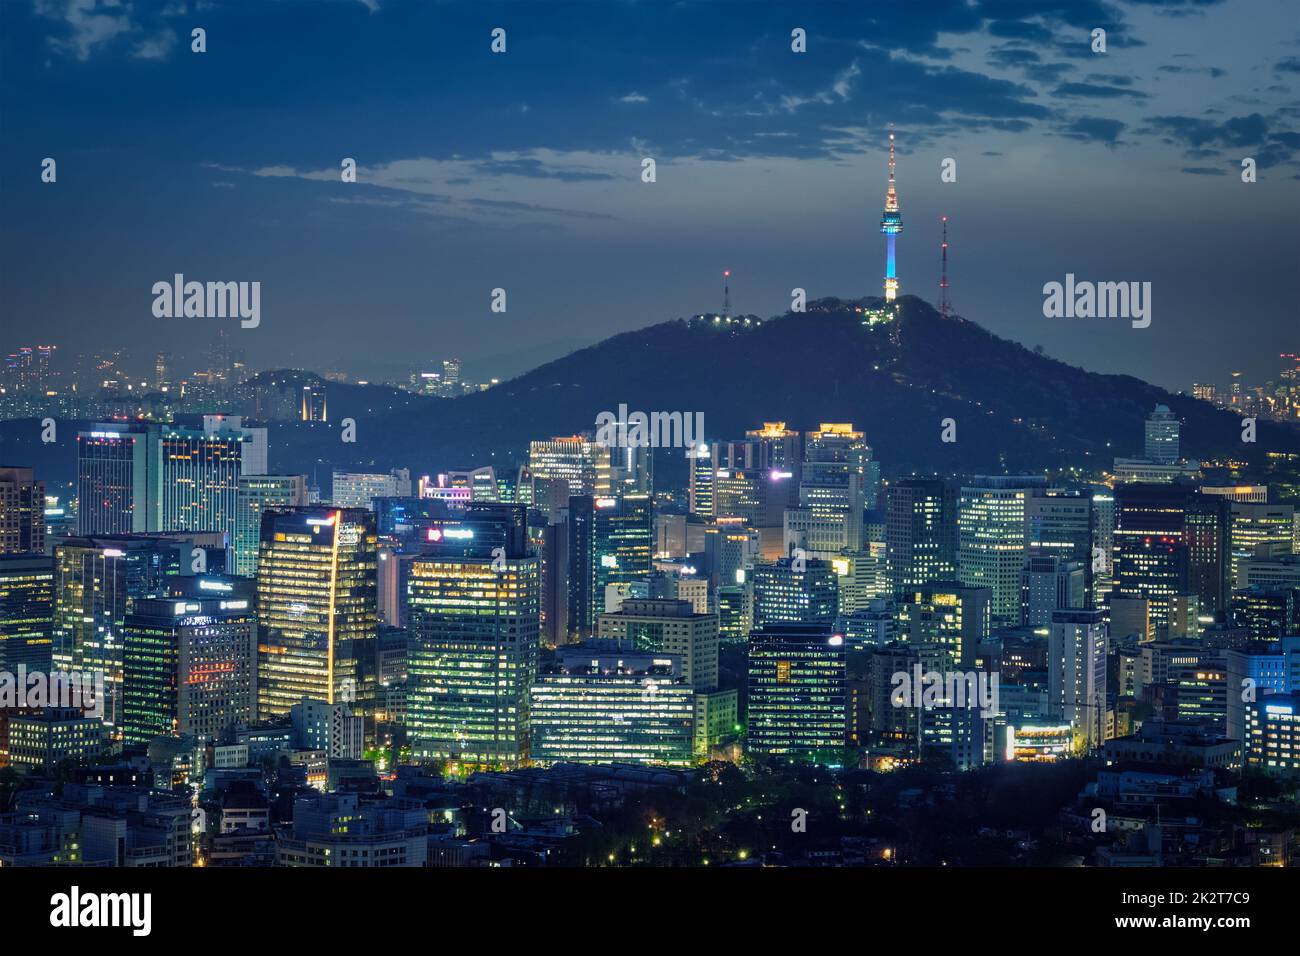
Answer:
722;269;731;319
940;216;951;318
880;125;902;302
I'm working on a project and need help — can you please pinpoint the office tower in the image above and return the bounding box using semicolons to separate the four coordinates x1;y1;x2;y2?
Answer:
1021;555;1086;627
301;383;327;422
1185;493;1232;615
1200;484;1268;504
256;507;378;718
234;475;307;578
1026;490;1091;566
744;422;803;474
1090;488;1116;609
608;441;654;496
1112;483;1191;635
716;467;791;530
539;519;570;646
786;424;868;557
716;584;752;644
567;494;653;638
688;441;717;519
5;708;102;772
0;466;45;554
747;623;847;759
405;504;539;766
752;556;838;629
530;646;695;767
1245;693;1300;776
290;699;365;759
52;534;221;729
158;416;264;537
896;582;991;667
1144;404;1180;464
527;436;610;499
885;477;958;598
828;547;887;615
598;598;719;691
839;598;896;652
122;580;257;745
958;478;1035;626
1229;501;1295;585
332;469;413;509
865;642;965;763
435;467;498;502
76;424;160;534
0;554;55;671
1048;609;1107;752
704;521;760;587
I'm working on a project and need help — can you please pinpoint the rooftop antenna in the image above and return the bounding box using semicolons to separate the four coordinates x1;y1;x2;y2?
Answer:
940;216;952;318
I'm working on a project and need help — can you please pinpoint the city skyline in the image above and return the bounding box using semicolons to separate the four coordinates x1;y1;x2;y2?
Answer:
3;0;1300;915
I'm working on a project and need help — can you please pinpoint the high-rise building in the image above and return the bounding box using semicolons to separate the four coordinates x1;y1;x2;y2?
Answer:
958;478;1038;626
1228;501;1295;586
332;469;413;510
1048;609;1107;752
896;581;991;667
76;425;160;535
158;416;264;537
122;579;257;745
0;553;55;671
0;466;45;554
1245;693;1300;776
1185;493;1232;615
233;475;307;578
1021;555;1086;627
404;504;539;767
1112;483;1191;634
597;598;719;691
530;646;695;767
527;437;610;499
716;583;752;644
885;477;958;598
566;494;652;638
256;507;378;718
77;418;266;539
1144;404;1180;464
785;424;870;558
53;533;223;729
752;556;838;629
747;623;847;760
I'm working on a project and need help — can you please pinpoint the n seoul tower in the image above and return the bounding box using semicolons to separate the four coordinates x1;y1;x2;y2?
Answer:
880;126;902;302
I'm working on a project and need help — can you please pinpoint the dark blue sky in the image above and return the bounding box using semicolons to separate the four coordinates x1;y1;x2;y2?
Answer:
2;0;1297;390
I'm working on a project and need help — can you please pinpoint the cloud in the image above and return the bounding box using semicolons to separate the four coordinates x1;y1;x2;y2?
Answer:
1060;117;1126;144
619;92;649;104
35;0;133;61
1052;81;1148;100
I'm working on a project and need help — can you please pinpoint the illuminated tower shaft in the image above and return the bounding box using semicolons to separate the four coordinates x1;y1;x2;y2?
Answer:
880;128;902;301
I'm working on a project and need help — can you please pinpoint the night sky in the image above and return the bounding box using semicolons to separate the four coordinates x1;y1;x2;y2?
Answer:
2;0;1297;390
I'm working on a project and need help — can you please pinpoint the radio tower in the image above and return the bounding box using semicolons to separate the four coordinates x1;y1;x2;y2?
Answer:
880;126;902;302
722;270;731;319
940;216;951;317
